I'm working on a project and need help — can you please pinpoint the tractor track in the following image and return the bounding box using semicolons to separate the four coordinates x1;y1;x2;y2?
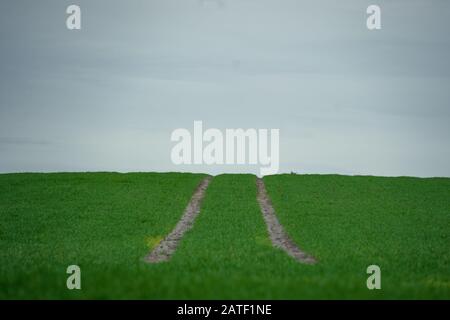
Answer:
145;176;212;263
256;177;316;264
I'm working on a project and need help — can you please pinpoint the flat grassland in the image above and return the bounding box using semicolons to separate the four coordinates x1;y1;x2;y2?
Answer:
264;174;450;299
0;172;205;299
0;173;449;299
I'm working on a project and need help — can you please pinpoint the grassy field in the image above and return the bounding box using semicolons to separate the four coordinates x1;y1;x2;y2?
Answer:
264;174;450;299
0;172;449;299
0;172;206;299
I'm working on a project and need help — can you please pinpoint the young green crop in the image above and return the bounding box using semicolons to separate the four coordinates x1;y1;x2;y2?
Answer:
264;174;450;299
1;173;448;299
0;172;205;299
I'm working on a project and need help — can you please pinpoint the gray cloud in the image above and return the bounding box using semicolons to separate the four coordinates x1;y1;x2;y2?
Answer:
0;0;449;177
0;137;54;146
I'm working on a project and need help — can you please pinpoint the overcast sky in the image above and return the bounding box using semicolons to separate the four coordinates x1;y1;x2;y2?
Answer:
1;0;449;177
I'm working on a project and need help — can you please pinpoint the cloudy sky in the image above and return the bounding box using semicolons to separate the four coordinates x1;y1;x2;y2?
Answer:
1;0;449;176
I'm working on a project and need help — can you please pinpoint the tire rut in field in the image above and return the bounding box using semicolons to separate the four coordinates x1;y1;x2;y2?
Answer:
145;176;212;263
256;178;317;264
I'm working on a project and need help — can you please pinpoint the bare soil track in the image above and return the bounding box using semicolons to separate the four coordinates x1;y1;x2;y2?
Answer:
146;176;316;264
256;177;317;264
146;176;212;263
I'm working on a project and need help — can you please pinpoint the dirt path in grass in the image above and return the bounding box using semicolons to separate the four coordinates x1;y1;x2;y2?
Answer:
256;178;317;264
146;176;212;263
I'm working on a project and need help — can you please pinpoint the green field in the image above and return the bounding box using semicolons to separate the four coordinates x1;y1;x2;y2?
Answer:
264;174;450;299
0;173;449;299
